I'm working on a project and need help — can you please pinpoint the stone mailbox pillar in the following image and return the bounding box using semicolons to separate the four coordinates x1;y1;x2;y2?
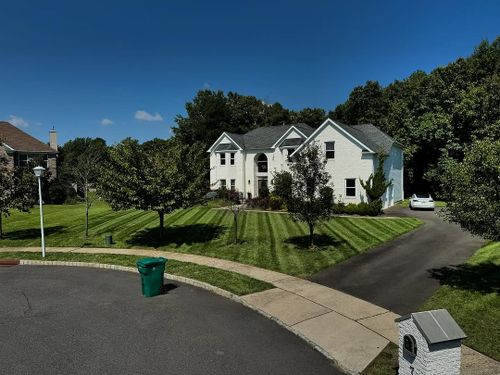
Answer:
395;309;466;375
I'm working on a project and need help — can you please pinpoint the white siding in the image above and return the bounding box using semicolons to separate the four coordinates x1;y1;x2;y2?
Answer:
382;145;404;208
308;123;376;204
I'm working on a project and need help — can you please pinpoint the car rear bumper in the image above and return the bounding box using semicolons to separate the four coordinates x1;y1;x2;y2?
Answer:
411;201;435;209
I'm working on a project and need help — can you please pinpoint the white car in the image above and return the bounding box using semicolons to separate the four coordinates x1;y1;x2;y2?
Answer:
409;193;435;210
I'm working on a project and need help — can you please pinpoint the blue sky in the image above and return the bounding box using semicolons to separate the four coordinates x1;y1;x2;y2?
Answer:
1;0;499;145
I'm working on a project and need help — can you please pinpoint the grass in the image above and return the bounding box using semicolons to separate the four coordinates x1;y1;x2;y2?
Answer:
362;242;500;374
0;251;273;296
1;201;422;277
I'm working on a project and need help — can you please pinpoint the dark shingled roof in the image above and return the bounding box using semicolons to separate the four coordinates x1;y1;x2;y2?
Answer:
336;122;397;154
0;121;56;153
395;309;467;345
281;138;304;147
227;123;314;150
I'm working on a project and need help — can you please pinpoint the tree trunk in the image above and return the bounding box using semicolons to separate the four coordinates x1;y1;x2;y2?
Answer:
0;214;3;240
158;210;165;237
308;222;314;247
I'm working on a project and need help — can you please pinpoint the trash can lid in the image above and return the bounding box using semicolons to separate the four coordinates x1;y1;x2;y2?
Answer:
137;257;167;268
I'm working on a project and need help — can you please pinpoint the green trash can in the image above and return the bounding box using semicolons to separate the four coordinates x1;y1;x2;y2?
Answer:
136;257;167;297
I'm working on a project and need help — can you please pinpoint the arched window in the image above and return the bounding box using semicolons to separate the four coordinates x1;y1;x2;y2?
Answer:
403;335;417;357
257;154;268;173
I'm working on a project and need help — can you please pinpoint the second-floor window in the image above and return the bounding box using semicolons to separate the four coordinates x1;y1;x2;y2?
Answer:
325;142;335;159
220;153;226;165
230;152;235;165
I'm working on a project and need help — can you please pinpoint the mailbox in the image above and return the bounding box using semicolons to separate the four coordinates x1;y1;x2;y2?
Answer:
395;309;466;375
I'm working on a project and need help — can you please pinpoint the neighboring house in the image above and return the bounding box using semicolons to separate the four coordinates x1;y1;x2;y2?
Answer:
0;121;58;178
208;118;404;208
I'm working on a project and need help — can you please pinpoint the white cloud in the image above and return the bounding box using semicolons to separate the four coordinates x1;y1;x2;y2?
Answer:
134;110;163;122
101;118;113;126
9;115;29;128
203;82;211;89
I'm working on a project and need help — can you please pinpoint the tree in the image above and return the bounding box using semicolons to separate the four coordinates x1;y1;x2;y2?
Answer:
98;138;206;234
330;37;500;198
287;143;333;247
360;154;392;204
271;170;293;202
71;146;107;238
290;108;327;127
441;139;500;240
0;146;37;239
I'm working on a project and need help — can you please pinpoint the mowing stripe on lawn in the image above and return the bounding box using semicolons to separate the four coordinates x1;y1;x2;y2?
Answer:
264;212;279;271
343;218;384;245
335;219;378;249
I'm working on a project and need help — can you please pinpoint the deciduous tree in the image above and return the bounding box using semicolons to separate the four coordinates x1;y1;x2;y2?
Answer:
287;143;333;247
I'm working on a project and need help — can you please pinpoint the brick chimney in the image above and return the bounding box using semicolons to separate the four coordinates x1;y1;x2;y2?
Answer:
49;127;58;151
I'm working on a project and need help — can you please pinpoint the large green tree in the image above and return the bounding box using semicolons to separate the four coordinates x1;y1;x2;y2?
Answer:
441;138;500;240
331;37;500;197
0;147;37;239
173;89;324;148
98;138;206;232
287;143;333;247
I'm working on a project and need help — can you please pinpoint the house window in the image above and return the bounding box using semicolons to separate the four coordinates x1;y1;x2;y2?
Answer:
257;154;268;173
230;179;236;191
220;153;226;166
325;142;335;159
403;335;417;357
286;148;296;161
230;152;235;165
220;179;227;189
345;179;356;197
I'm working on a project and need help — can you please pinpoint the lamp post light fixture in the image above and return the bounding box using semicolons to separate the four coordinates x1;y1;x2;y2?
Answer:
33;166;46;258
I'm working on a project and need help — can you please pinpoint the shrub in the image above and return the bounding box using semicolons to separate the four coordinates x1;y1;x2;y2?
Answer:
332;200;383;216
216;188;241;204
246;197;269;210
271;171;292;202
268;195;285;211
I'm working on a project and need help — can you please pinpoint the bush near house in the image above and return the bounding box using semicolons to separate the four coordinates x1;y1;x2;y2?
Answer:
332;201;383;216
216;188;241;204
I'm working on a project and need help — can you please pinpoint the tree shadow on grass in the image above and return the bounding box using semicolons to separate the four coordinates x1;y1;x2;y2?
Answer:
428;262;500;294
126;223;226;248
284;234;344;250
1;226;66;240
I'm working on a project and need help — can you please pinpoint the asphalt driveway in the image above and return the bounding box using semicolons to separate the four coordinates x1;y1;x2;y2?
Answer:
309;207;485;315
0;266;341;375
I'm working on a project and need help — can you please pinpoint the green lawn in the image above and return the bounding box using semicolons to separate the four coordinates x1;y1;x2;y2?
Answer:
362;242;500;374
0;252;273;296
1;202;422;277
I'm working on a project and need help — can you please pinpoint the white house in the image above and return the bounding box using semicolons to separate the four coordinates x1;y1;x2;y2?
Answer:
208;118;404;208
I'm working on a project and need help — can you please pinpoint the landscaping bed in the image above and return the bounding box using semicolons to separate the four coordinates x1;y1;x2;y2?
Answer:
1;202;422;277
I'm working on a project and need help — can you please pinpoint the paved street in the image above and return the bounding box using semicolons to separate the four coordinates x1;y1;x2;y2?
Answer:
0;266;341;375
309;207;485;314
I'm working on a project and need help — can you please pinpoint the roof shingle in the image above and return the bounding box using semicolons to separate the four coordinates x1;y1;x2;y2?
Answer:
0;121;56;153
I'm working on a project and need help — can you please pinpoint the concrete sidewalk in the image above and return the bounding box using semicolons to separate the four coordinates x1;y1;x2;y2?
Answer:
1;246;498;374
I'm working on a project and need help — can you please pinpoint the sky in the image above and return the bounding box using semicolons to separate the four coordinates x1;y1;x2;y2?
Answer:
1;0;499;145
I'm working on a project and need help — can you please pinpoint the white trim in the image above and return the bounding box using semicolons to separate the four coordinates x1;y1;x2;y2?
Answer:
1;142;14;151
290;118;375;157
207;132;243;153
271;125;307;148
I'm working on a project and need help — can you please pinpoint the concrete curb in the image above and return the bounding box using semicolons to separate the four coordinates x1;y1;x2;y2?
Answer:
18;260;344;372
